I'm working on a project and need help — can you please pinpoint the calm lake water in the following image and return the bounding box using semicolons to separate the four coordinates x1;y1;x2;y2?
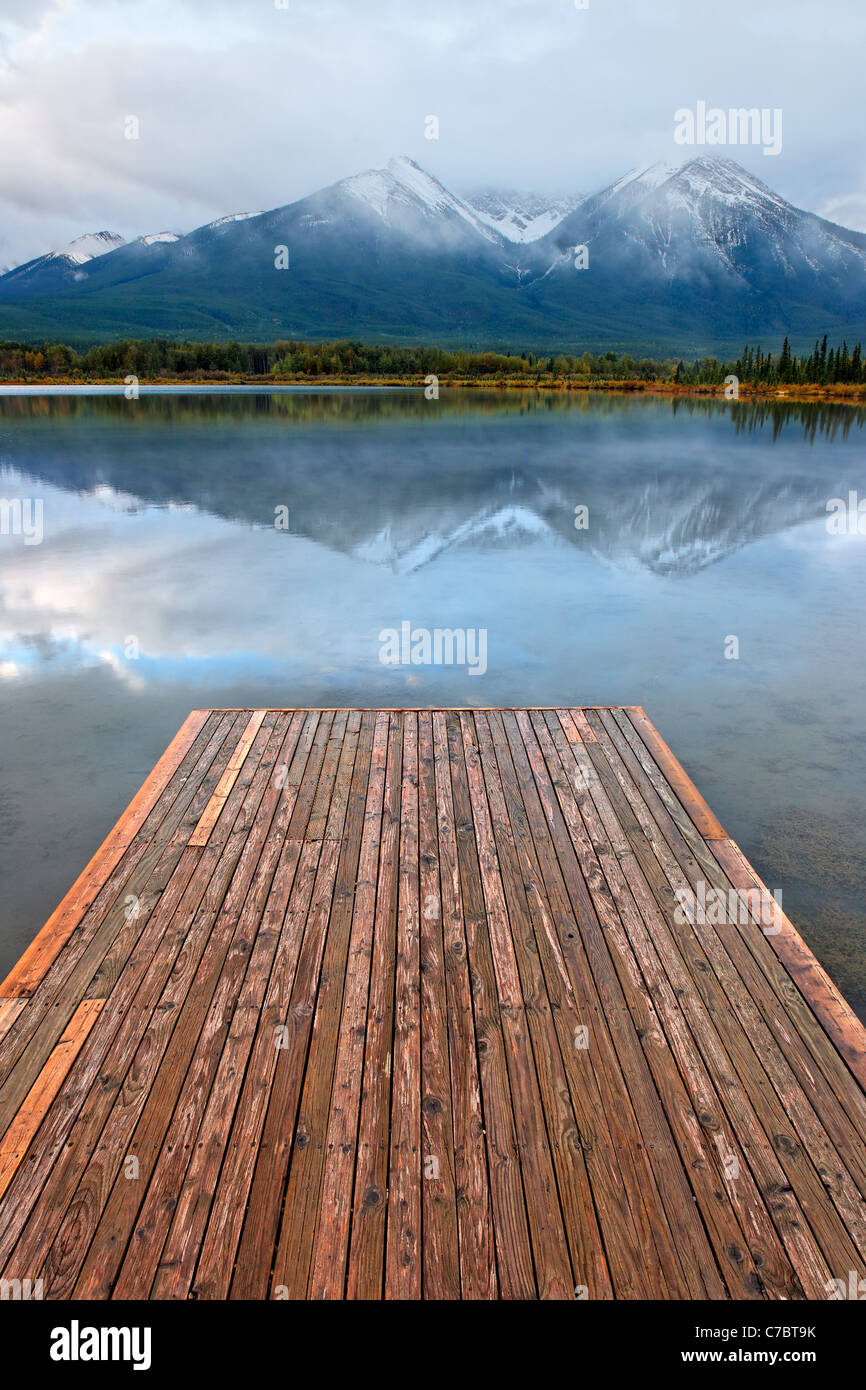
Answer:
1;388;865;1018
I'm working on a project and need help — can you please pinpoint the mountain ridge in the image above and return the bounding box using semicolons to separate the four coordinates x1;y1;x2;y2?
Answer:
2;154;865;354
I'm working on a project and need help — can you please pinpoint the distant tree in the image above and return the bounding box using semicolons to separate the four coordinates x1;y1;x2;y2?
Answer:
778;336;792;381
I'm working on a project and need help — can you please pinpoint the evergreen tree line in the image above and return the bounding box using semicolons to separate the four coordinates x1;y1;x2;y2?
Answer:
674;335;864;387
0;336;863;384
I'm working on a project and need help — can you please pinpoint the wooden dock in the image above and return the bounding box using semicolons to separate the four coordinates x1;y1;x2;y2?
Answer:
1;706;865;1300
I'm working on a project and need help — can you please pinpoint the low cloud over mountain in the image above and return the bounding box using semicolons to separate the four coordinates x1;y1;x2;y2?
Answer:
2;155;865;354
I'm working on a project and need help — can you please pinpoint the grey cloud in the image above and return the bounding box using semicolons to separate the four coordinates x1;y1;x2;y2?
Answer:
0;0;863;269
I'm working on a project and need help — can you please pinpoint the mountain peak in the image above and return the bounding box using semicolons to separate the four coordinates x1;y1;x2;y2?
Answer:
631;161;680;189
583;154;793;226
53;230;126;264
337;156;502;243
66;230;123;249
660;155;791;214
666;153;767;189
387;155;426;177
383;154;457;205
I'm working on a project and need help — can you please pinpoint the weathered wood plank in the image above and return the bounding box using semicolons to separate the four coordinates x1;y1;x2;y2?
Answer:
346;713;403;1299
1;705;863;1302
607;710;866;1236
77;714;308;1299
23;716;289;1297
554;709;804;1299
547;711;781;1296
188;709;268;847
308;712;389;1299
0;1001;26;1047
229;712;357;1298
184;720;325;1300
431;711;497;1300
513;708;711;1297
586;708;861;1295
610;709;866;1148
268;712;373;1298
416;711;461;1301
446;712;536;1299
498;709;677;1298
461;712;574;1300
475;712;612;1299
384;713;422;1299
0;1000;103;1204
486;710;655;1299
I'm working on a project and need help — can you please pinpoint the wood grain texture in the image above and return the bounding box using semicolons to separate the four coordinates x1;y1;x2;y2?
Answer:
0;1000;103;1203
188;710;268;846
0;1001;26;1046
0;706;863;1300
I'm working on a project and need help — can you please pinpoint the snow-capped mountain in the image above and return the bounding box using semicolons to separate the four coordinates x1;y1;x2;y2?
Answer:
519;154;866;346
0;229;183;291
338;157;503;245
0;230;126;288
55;230;127;263
463;189;583;242
2;153;866;351
542;156;866;284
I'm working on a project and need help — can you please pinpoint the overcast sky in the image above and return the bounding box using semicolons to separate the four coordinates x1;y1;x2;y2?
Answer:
0;0;863;267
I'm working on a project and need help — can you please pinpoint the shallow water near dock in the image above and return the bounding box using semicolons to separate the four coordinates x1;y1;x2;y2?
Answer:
0;387;864;1017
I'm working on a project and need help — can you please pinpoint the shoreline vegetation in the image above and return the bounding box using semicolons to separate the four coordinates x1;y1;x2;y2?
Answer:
1;334;864;401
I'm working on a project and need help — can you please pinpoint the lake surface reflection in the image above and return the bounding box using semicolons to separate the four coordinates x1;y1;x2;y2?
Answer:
1;388;865;1016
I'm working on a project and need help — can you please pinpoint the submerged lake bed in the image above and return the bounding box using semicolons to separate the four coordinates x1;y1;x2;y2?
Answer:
0;387;865;1017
